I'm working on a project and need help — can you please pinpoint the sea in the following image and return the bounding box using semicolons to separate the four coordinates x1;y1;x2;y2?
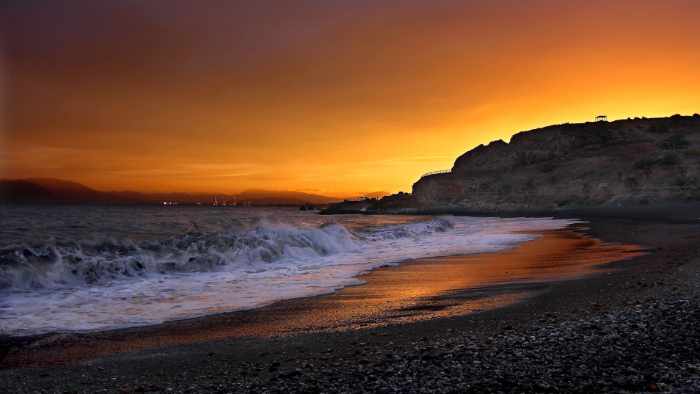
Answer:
0;205;577;336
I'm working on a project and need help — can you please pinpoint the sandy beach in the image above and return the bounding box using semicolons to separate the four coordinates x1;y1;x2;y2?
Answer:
2;217;699;393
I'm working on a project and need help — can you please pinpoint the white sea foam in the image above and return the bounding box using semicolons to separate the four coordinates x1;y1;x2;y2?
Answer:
0;213;578;335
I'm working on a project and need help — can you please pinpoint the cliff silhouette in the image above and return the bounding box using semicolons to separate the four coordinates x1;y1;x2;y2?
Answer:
324;114;700;216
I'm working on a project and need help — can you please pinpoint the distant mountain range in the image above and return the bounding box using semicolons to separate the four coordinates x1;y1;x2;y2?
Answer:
0;178;380;206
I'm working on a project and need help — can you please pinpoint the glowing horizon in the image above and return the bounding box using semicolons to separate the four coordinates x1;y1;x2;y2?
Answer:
2;1;699;195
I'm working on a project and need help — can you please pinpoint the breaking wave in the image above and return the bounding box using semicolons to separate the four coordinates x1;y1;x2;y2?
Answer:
0;218;454;291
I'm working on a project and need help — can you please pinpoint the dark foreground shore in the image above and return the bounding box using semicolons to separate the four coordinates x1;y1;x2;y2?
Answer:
2;218;700;393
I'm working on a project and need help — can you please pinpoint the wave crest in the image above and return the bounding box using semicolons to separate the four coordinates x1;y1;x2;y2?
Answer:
0;218;456;290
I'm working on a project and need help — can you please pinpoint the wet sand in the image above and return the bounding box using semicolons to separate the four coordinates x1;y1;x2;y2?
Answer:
0;227;643;368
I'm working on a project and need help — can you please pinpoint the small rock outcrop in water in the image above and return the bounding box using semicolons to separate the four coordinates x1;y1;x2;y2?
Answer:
324;115;700;214
321;193;416;214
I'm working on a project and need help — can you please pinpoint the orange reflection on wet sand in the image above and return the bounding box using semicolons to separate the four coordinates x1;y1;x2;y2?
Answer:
263;229;644;332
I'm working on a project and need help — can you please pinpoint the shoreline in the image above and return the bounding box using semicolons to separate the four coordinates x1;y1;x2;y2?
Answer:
0;225;642;368
322;203;700;224
1;217;699;393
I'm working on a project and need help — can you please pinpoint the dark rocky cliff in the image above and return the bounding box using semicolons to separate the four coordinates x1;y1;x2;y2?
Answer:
411;115;700;212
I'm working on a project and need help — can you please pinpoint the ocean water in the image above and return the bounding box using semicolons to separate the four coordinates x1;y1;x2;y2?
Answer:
0;205;577;335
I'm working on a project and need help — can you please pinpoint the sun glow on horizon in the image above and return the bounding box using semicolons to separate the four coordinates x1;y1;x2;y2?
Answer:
2;1;699;195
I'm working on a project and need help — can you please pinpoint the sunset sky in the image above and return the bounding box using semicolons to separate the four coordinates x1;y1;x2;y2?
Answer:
1;0;699;195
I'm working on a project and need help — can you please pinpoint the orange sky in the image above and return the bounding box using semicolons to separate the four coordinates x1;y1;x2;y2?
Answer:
1;0;699;195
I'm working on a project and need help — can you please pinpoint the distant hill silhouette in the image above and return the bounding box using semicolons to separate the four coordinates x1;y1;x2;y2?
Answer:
235;190;342;205
0;178;104;203
0;178;347;206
